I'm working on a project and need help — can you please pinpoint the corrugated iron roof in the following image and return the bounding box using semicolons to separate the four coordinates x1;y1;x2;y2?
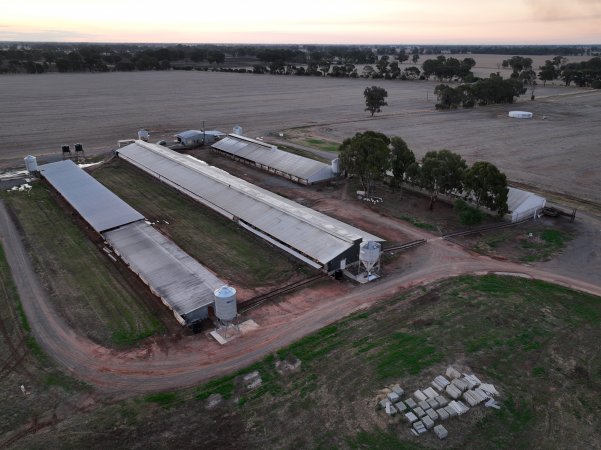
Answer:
507;187;545;213
212;134;332;182
39;160;144;233
104;222;223;323
118;141;383;266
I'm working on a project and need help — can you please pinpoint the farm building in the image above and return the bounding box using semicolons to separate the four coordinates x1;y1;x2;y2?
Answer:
506;187;546;222
118;140;383;272
176;130;225;147
212;134;337;185
38;160;224;327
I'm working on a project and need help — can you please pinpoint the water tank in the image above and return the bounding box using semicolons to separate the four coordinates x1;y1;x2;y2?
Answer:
74;143;83;152
359;241;381;272
508;111;533;119
214;286;237;322
62;144;71;154
331;158;340;174
24;155;38;173
138;129;150;141
233;125;243;136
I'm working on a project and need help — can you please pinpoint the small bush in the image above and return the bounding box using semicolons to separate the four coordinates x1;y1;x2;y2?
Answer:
454;199;484;225
591;80;601;89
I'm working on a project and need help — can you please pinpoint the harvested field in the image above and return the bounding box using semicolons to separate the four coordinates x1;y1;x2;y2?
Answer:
1;68;599;206
2;185;164;347
91;159;309;290
12;275;601;449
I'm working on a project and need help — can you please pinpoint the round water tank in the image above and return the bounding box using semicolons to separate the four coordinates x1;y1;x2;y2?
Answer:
214;286;237;322
359;241;381;272
233;125;243;136
24;155;38;173
508;111;533;119
138;129;150;141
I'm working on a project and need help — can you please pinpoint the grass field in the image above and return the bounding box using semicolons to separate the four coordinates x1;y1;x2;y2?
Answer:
13;275;601;449
92;159;308;288
2;185;164;347
0;243;88;441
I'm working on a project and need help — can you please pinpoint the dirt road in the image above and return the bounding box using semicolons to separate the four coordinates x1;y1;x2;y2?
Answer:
1;199;600;395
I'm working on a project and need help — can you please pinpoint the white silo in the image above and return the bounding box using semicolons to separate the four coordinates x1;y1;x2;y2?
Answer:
137;129;150;141
359;241;381;274
233;125;243;136
24;155;38;174
214;285;237;323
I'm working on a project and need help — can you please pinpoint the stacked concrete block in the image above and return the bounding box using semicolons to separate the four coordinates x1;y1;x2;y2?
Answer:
444;405;458;418
379;399;391;410
418;400;429;410
423;387;438;399
422;416;435;430
434;425;448;440
394;401;407;413
427;398;439;409
385;402;398;416
463;389;488;407
435;395;448;407
391;385;405;397
426;409;439;421
387;391;400;403
414;407;426;418
449;400;470;415
413;389;428;402
432;375;450;391
413;420;427;435
405;398;417;409
480;383;499;397
445;384;462;399
405;412;418;423
463;374;481;389
436;408;450;420
451;378;469;392
446;366;461;379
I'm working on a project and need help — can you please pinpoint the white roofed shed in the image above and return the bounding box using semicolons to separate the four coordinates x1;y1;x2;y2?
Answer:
506;187;546;222
118;141;382;271
212;134;334;185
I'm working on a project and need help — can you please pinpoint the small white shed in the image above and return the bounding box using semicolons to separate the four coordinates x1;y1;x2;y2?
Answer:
506;187;546;222
508;111;533;119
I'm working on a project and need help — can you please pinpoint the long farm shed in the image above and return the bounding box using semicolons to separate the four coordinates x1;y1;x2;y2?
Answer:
212;134;335;185
118;141;383;272
39;160;224;326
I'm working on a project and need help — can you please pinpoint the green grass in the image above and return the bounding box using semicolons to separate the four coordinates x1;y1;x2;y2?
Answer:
12;275;601;449
277;145;331;163
3;184;164;347
93;160;305;288
520;229;571;262
144;392;180;408
302;138;341;153
398;214;437;231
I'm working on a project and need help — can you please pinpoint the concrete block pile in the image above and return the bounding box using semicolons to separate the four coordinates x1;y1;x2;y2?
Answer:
376;366;500;440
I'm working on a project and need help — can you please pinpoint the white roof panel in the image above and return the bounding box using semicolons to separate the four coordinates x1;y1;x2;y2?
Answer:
104;222;224;323
39;160;144;233
212;134;332;182
118;141;382;266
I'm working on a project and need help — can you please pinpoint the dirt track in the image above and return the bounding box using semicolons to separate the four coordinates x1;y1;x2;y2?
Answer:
1;72;600;203
2;198;600;395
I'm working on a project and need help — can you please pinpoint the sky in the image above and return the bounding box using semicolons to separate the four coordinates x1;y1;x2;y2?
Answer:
1;0;600;44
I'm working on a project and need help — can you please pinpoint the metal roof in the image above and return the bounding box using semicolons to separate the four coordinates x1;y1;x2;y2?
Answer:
507;187;545;213
104;221;224;323
39;160;144;233
118;141;383;266
176;130;224;139
212;134;332;183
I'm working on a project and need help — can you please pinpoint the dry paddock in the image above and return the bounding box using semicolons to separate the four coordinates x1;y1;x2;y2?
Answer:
0;69;600;203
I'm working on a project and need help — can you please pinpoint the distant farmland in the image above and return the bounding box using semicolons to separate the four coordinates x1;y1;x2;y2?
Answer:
0;67;600;204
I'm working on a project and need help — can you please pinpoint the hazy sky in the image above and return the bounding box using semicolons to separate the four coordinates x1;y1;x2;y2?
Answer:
1;0;600;44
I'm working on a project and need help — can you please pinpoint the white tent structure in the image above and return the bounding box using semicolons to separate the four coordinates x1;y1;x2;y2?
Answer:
506;187;546;222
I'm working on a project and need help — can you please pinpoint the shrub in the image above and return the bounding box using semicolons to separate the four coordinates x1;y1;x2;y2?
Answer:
454;199;484;225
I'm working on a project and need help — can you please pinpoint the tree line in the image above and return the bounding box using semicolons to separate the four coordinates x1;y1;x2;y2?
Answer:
339;131;508;223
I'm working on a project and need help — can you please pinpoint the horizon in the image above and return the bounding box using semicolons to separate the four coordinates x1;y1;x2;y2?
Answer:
2;0;601;45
